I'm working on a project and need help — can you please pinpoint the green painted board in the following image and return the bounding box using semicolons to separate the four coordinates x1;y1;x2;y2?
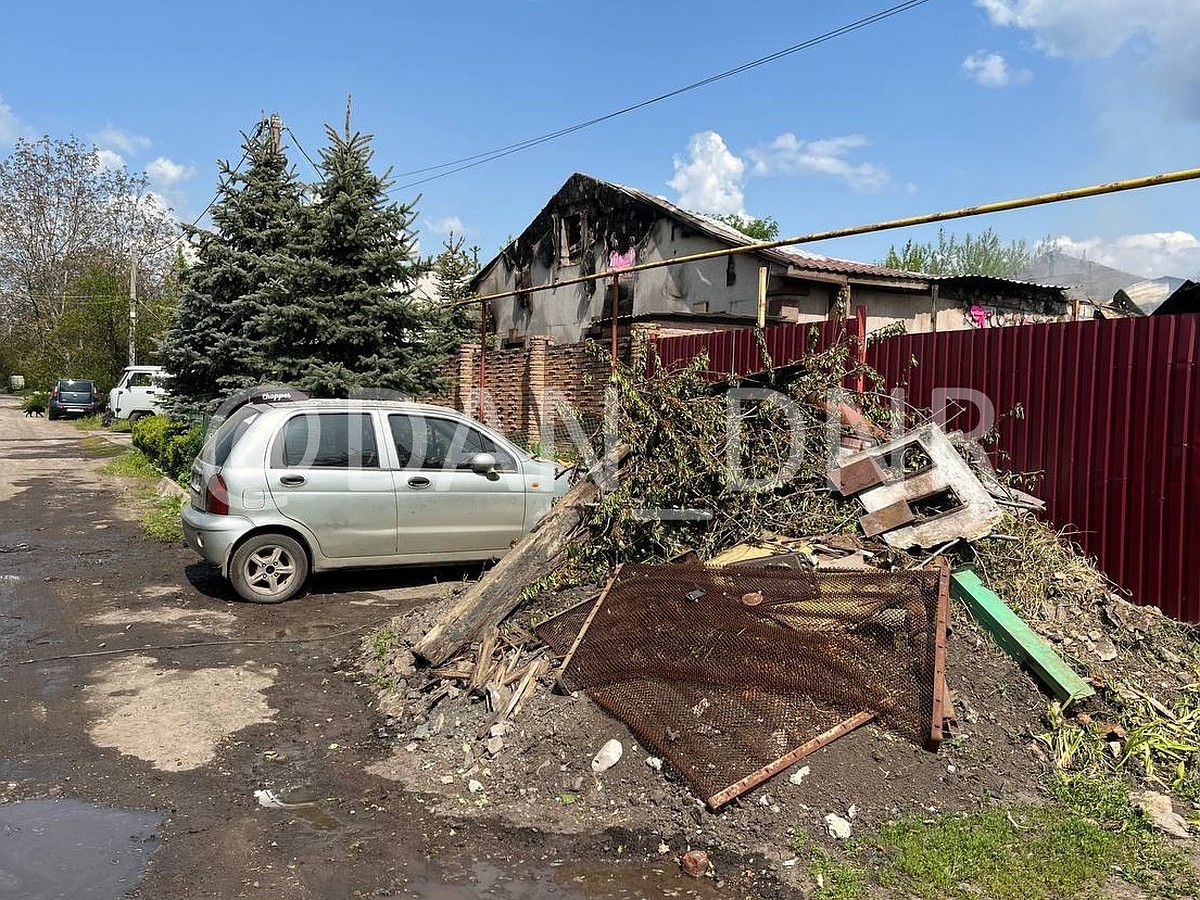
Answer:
951;567;1095;706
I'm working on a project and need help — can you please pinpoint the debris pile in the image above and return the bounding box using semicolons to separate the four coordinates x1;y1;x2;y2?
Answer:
362;341;1200;865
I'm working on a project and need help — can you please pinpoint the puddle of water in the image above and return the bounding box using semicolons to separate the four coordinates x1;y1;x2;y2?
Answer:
254;786;342;830
0;799;160;900
404;857;725;899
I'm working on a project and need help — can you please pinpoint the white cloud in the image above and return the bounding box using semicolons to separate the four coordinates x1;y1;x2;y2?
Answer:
962;51;1032;88
89;123;151;155
94;148;125;170
668;131;746;216
976;0;1200;116
1048;231;1200;278
0;93;33;146
746;133;889;192
425;215;465;237
145;156;196;189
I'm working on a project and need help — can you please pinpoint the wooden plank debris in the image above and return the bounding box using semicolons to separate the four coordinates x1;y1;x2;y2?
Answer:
413;443;629;667
950;566;1095;706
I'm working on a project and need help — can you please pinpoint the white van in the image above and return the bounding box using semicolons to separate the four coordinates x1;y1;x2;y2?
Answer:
107;366;170;423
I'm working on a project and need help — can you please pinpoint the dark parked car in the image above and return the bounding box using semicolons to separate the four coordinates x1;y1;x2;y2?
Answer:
48;379;102;420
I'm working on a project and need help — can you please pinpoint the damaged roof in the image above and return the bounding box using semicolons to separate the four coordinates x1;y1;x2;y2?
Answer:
472;173;1065;297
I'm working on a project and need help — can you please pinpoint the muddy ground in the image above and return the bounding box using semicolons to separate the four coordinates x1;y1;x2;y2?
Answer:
0;398;784;899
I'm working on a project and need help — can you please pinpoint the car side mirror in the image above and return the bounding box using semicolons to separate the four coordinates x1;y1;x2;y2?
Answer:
469;452;498;477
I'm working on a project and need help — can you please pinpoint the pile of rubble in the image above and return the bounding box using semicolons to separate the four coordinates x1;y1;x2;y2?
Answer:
361;349;1200;878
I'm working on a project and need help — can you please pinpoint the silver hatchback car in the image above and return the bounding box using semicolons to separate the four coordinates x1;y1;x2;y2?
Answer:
182;397;569;603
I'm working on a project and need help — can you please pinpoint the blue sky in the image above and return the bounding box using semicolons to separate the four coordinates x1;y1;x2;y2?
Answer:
2;0;1198;278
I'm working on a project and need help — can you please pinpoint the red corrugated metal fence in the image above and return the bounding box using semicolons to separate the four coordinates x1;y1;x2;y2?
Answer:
650;315;1200;622
869;315;1200;622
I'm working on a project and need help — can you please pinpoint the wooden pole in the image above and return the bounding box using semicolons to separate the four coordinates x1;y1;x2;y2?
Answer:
609;275;619;371
756;265;768;328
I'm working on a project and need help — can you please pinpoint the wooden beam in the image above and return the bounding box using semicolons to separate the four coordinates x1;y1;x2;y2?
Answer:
950;566;1095;706
413;443;630;666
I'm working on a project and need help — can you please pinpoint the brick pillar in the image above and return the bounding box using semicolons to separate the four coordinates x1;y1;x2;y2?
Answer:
456;344;478;414
525;336;550;448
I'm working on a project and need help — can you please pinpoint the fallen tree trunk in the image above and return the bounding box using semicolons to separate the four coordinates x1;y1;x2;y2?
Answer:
412;443;629;667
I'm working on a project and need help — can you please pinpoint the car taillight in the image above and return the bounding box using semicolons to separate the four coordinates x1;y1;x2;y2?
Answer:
205;474;229;515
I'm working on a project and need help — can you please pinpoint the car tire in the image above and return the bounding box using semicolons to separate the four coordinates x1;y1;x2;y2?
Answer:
229;533;309;603
128;411;145;426
47;411;58;421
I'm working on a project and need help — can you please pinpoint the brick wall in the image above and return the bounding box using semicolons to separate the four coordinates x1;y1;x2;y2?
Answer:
426;336;630;447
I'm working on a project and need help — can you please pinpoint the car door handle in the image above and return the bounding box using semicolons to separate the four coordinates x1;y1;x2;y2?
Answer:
279;474;306;486
407;476;431;488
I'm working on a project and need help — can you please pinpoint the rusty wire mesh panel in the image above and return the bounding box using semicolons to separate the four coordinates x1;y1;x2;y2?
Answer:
536;563;946;807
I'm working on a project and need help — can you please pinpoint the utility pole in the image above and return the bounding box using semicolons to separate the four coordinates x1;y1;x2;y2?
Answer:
128;251;138;367
268;113;282;153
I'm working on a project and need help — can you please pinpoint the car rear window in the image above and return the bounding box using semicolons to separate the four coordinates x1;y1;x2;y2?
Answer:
57;380;94;393
280;413;380;468
206;407;261;467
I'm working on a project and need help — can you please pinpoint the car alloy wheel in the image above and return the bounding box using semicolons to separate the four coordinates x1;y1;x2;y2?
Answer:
230;533;309;603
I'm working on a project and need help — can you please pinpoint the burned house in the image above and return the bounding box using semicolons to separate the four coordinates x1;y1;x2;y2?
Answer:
471;173;1069;347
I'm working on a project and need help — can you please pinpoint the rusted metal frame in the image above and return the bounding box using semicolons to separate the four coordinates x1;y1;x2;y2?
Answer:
928;559;950;749
706;710;877;809
552;564;623;692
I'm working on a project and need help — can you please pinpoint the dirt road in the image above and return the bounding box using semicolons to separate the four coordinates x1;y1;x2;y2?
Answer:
0;399;772;899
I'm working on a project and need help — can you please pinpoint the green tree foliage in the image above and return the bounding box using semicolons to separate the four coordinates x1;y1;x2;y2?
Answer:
250;122;430;396
159;122;304;413
714;213;780;241
0;136;178;387
424;233;480;361
882;227;1032;278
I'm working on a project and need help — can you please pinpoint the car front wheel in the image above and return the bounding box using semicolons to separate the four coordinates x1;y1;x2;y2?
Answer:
229;533;309;603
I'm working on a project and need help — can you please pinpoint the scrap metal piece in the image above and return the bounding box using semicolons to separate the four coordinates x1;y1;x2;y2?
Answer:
832;424;1002;549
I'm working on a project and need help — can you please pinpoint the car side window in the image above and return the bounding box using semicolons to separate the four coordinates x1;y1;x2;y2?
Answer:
129;373;154;388
280;413;380;469
388;414;516;472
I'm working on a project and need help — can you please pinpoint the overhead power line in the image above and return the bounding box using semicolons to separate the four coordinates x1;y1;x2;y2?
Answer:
387;0;935;193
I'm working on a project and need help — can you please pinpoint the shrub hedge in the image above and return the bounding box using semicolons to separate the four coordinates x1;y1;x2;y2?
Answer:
131;415;204;482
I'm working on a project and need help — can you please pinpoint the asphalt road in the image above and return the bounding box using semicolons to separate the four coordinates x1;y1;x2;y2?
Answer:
0;399;735;900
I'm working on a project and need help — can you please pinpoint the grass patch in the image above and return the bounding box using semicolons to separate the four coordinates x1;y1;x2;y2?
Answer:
877;806;1122;900
141;492;184;544
108;418;133;433
101;449;161;479
98;449;184;544
370;622;399;662
69;414;106;431
783;775;1198;900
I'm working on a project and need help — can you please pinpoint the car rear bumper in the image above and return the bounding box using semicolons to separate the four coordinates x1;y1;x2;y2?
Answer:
181;503;255;572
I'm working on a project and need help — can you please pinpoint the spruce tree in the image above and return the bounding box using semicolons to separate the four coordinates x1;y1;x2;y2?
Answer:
425;233;480;366
160;121;303;414
252;120;430;397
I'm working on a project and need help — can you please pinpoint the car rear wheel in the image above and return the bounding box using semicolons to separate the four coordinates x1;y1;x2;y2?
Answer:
229;533;309;603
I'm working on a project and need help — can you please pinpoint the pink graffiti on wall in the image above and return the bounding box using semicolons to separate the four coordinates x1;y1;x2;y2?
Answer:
609;248;636;272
